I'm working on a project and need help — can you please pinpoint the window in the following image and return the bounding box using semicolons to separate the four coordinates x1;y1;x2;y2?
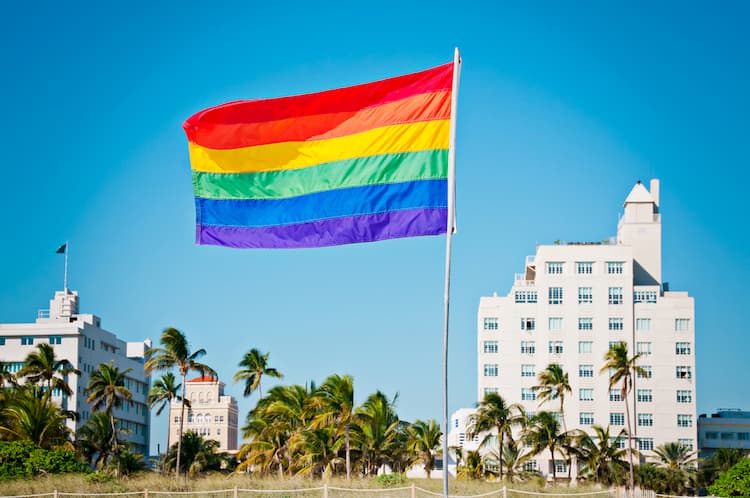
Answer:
608;287;623;305
578;341;593;354
523;460;537;472
678;439;694;450
639;438;654;451
578;287;593;304
638;366;652;379
608;318;624;331
548;341;564;354
554;460;567;474
0;337;4;345
521;318;536;331
188;413;194;423
484;364;498;377
675;318;690;331
21;336;34;346
548;287;563;305
677;390;692;403
515;291;538;304
579;412;594;425
576;262;593;274
49;336;62;345
521;388;536;401
579;364;594;378
705;431;718;440
607;262;624;274
738;433;750;441
609;341;625;350
636;318;651;331
483;341;498;354
721;432;734;440
483;387;498;396
634;290;657;304
579;388;594;401
521;364;535;377
483;317;498;331
578;318;593;331
548;317;563;331
609;389;622;402
546;262;563;274
611;437;626;449
637;389;653;402
677;414;693;428
676;366;692;379
521;341;536;354
636;342;652;355
638;413;653;427
676;342;691;355
610;412;625;425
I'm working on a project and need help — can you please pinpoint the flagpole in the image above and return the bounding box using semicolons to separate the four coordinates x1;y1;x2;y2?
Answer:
442;47;461;498
64;241;69;292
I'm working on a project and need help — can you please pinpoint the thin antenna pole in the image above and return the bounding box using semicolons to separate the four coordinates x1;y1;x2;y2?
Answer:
442;47;461;498
63;241;69;292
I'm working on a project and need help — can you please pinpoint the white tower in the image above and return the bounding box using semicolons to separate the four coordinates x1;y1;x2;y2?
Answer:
617;179;662;286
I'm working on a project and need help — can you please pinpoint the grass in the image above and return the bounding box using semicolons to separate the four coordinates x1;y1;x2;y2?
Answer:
0;473;612;498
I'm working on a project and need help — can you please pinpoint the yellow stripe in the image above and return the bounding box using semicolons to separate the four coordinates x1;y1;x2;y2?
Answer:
188;120;450;173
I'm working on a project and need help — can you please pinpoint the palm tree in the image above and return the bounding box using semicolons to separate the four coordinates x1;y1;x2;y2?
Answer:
18;343;80;399
77;411;116;469
0;385;73;449
523;411;567;481
145;327;216;479
85;360;133;477
533;364;571;431
576;425;628;485
466;392;525;480
407;419;442;479
456;449;484;480
652;441;696;494
147;372;188;450
353;391;402;476
311;374;355;480
0;361;17;388
499;438;532;482
601;342;646;489
165;430;223;477
234;348;283;399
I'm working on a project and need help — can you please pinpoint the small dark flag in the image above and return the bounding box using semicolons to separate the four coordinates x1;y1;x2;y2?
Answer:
56;243;67;254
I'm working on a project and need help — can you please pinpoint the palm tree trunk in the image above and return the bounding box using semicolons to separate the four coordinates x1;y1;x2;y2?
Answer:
110;414;120;479
550;445;556;481
177;373;186;479
345;423;351;480
623;384;634;489
498;429;504;481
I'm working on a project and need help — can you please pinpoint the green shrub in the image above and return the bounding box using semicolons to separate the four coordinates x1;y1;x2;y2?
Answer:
708;458;750;496
375;473;406;487
0;440;88;480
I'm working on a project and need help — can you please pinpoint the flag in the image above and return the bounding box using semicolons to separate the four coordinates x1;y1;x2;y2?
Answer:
56;243;67;254
183;62;454;249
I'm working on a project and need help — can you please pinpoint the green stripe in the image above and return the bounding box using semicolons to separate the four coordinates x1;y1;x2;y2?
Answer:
192;149;448;200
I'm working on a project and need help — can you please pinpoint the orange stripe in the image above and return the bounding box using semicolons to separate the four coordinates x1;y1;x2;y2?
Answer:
186;90;450;150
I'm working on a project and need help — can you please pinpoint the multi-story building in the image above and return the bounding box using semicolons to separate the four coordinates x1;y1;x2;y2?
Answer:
0;290;152;455
168;375;238;452
475;179;696;478
698;409;750;457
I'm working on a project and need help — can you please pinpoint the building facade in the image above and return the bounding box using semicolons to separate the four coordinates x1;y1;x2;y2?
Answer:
474;179;696;477
168;375;239;452
698;409;750;457
0;290;152;455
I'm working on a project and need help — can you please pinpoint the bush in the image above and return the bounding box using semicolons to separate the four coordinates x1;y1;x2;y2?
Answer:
0;440;89;480
375;473;406;487
708;458;750;496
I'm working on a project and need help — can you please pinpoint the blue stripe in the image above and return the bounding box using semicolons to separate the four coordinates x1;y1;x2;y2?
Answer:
196;179;447;228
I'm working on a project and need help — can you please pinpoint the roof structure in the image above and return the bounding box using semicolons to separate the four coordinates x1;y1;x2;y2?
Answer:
623;181;654;205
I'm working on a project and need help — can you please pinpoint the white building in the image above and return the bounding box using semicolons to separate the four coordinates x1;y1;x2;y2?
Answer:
0;290;152;455
169;375;239;452
698;409;750;457
473;179;696;478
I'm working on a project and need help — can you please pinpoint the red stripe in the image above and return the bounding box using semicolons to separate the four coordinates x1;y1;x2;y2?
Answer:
184;62;453;146
186;90;450;150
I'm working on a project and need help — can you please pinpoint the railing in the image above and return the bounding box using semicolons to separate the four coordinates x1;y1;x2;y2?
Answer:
37;309;50;319
525;255;536;266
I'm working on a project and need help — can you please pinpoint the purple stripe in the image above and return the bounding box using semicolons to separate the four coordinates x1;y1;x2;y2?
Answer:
196;208;447;249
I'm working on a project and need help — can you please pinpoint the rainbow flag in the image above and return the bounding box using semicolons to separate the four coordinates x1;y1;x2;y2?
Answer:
183;62;455;249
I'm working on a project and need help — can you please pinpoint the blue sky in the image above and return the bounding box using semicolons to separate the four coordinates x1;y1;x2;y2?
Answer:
1;1;747;454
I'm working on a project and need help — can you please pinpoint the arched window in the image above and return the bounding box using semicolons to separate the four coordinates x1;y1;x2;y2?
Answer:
188;412;194;423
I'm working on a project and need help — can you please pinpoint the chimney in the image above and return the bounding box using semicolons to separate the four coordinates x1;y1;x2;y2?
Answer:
650;178;660;212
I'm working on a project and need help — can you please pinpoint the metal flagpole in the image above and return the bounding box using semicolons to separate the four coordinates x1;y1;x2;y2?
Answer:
64;241;69;292
442;47;461;498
